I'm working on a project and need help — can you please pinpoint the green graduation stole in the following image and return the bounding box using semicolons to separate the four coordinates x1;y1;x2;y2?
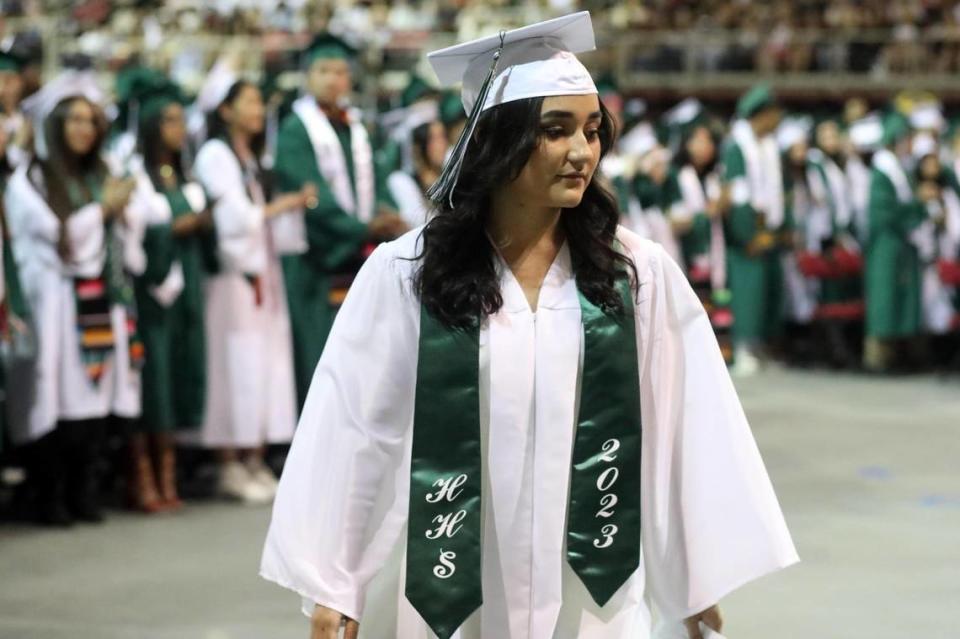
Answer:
406;278;642;639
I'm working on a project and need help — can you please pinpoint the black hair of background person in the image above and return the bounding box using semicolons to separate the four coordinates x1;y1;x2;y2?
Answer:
139;104;188;191
204;79;271;197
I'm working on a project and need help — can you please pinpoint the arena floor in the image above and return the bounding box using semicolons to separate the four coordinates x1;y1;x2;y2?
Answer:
0;367;957;639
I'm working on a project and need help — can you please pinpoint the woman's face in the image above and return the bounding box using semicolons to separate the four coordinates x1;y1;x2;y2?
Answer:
221;84;264;137
816;121;842;156
159;103;187;153
423;121;448;171
919;154;941;180
63;98;99;157
686;126;715;168
788;140;809;166
511;94;603;209
0;70;23;113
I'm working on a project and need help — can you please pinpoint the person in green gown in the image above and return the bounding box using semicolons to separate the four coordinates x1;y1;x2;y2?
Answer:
864;112;929;371
1;48;28;452
720;85;791;375
802;118;865;367
661;105;734;362
273;33;407;410
123;70;213;511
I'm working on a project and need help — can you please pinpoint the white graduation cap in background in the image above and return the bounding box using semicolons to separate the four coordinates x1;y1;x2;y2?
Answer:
909;102;945;133
195;54;240;115
20;69;106;160
848;113;884;153
776;115;813;152
425;11;599;206
389;100;441;173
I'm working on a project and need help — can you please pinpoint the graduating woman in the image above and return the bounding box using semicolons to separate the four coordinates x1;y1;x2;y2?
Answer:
122;70;213;512
4;72;142;525
192;78;312;503
261;12;797;639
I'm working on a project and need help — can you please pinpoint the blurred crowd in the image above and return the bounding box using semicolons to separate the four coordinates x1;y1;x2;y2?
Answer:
6;0;960;77
1;5;959;533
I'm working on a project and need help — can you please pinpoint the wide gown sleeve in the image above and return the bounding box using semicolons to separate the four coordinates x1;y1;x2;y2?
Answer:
194;140;267;275
638;242;799;625
260;240;420;621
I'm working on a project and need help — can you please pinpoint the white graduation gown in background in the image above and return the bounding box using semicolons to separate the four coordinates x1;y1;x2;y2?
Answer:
3;165;143;444
260;226;798;638
191;139;296;448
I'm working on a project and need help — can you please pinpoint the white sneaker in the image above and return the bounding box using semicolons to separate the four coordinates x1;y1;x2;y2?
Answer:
730;347;761;377
246;458;279;499
219;461;272;504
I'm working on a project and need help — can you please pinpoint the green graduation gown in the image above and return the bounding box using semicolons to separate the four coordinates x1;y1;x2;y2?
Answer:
864;162;925;338
134;181;208;432
274;112;371;410
663;165;713;270
721;139;790;342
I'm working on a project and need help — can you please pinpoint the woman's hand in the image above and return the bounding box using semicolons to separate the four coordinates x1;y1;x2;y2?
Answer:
101;176;136;222
301;182;319;209
367;213;408;241
310;604;359;639
684;604;722;639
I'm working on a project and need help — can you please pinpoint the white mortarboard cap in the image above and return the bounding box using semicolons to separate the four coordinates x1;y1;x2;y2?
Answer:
909;102;944;132
424;11;599;206
776;115;812;151
195;55;239;114
849;113;884;153
20;69;106;160
390;100;441;173
619;121;660;158
663;98;703;127
428;11;597;113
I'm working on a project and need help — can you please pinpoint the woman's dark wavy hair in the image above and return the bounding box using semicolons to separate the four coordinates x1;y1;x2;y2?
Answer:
413;96;637;329
33;96;109;220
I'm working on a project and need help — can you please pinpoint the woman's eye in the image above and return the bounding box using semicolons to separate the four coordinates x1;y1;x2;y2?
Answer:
542;127;566;139
585;129;601;140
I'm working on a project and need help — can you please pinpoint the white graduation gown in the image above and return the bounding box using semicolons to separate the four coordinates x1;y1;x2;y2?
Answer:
260;226;798;638
3;165;143;444
190;139;296;448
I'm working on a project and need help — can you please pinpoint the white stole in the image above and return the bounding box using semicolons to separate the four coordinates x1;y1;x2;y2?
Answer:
872;149;913;204
292;95;375;223
730;119;785;229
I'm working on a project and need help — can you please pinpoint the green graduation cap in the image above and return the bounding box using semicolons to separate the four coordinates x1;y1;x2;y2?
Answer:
0;49;24;73
880;110;911;147
117;67;185;132
303;33;357;66
438;90;466;126
401;74;439;108
594;73;620;98
736;84;777;119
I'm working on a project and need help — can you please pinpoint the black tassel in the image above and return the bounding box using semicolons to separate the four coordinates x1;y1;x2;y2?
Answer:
427;31;507;209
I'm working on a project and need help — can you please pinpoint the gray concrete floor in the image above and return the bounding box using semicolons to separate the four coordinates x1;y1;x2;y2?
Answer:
0;368;957;639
